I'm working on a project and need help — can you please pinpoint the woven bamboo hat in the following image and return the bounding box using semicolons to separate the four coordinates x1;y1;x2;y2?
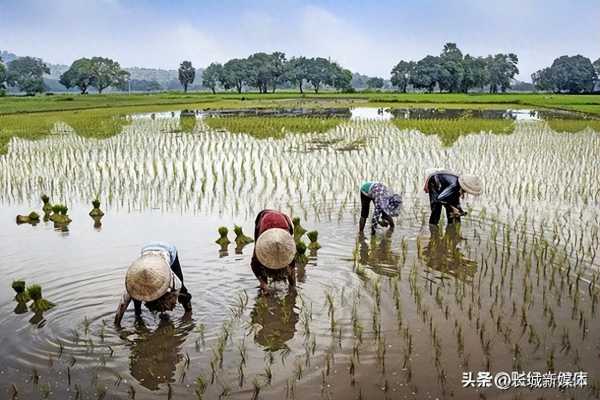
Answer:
458;174;482;196
255;228;296;270
125;253;171;302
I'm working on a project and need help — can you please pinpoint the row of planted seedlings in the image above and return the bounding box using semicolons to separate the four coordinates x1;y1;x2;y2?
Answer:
1;118;598;254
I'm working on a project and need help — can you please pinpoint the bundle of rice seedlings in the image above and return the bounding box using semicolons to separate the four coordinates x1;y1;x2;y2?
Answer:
27;284;55;312
307;231;321;250
216;226;231;246
89;198;104;217
234;225;253;246
12;280;30;303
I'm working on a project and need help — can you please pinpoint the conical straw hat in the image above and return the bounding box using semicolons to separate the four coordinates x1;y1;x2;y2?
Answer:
255;228;296;270
125;254;171;302
459;174;482;196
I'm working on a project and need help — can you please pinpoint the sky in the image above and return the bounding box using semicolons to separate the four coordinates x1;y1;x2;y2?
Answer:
1;0;599;81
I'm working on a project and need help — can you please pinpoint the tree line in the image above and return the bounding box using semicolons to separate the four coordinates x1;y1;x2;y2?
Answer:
200;53;352;94
1;46;599;95
532;55;600;93
390;43;520;93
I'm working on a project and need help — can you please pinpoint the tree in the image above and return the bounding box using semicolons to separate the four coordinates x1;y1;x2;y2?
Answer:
550;55;596;93
178;61;195;93
531;67;555;92
6;56;49;95
366;77;385;89
0;55;6;94
486;53;519;93
59;58;95;94
270;51;287;93
331;64;353;91
88;57;129;94
410;55;442;93
221;59;248;93
439;43;464;93
532;55;597;93
202;63;223;94
306;57;331;93
286;57;310;93
461;55;488;93
246;52;274;93
128;79;162;92
390;60;415;92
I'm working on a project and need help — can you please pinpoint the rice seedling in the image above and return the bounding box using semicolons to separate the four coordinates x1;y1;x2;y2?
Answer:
15;211;40;224
204;116;343;139
295;241;308;264
89;198;104;218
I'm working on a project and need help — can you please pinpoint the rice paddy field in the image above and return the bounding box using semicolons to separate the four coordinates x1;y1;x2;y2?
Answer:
1;106;599;400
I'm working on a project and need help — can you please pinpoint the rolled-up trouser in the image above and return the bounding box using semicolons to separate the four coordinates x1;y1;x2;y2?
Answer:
428;181;460;226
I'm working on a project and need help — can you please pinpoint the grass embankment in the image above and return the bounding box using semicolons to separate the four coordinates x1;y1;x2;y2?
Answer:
392;118;516;146
204;116;344;139
2;92;600;116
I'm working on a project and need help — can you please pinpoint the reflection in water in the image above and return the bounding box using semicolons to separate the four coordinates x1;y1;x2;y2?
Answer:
358;231;402;275
122;316;194;391
250;291;298;352
423;224;477;282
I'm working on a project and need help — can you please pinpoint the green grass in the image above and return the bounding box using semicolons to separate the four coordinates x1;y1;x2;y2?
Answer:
2;92;600;116
204;116;343;138
0;109;130;153
392;118;516;146
546;119;600;133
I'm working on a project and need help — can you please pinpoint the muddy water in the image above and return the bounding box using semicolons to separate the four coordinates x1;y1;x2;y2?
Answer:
1;110;600;399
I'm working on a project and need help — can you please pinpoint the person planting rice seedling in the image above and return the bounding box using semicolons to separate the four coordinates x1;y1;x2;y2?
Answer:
251;209;297;294
114;242;192;326
424;168;482;226
358;181;403;234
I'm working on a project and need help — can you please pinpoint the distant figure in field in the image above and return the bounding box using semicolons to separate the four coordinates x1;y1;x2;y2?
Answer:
251;210;297;294
424;169;482;226
114;242;192;326
359;181;402;234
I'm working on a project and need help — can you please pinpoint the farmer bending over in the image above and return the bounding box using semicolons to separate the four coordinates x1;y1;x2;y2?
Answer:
251;209;297;294
359;181;402;234
424;169;482;226
114;242;192;326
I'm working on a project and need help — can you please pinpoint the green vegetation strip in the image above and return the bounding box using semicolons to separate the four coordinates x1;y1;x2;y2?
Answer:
0;109;130;153
392;118;516;146
203;116;343;138
2;92;600;116
546;119;600;133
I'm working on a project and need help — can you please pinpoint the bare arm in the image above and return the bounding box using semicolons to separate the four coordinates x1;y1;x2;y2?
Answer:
114;292;132;326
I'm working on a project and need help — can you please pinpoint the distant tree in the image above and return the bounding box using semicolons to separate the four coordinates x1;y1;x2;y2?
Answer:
6;56;49;95
246;52;274;93
0;55;6;94
390;60;415;92
551;55;596;93
532;56;597;93
306;57;331;93
59;58;95;94
486;53;519;93
366;77;385;89
531;67;555;92
88;57;129;94
410;55;442;92
461;55;488;92
595;58;600;77
285;56;310;93
439;43;464;93
128;79;162;92
221;58;248;93
270;51;287;93
202;63;223;94
178;61;195;93
331;64;353;91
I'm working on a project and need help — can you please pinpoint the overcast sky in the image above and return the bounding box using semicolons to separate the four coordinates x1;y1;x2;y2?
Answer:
1;0;599;81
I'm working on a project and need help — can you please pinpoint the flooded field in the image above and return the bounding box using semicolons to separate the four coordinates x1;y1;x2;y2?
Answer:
1;108;600;400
